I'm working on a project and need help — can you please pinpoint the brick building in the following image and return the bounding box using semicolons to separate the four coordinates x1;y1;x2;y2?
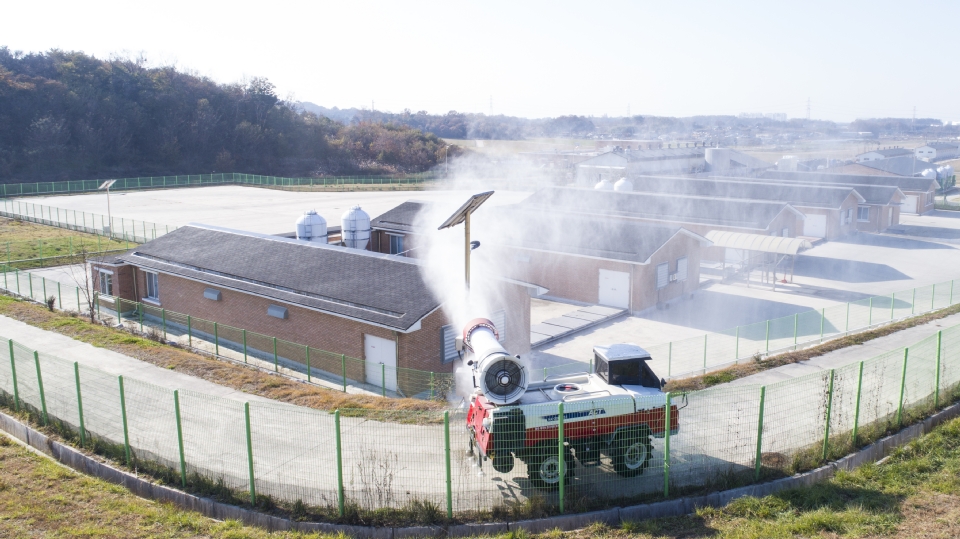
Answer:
761;170;938;215
90;224;534;395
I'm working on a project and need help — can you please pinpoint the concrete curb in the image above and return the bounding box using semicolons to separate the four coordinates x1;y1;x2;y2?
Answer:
2;401;960;538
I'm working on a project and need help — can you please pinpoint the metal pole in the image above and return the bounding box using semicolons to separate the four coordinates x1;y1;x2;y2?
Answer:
936;331;943;409
702;334;707;372
912;288;916;315
162;309;167;339
174;390;187;487
464;211;471;289
793;313;798;348
822;369;835;461
381;363;386;397
444;411;453;519
334;410;345;517
306;345;311;382
897;348;909;427
187;315;192;347
754;386;765;481
852;361;864;446
664;392;672;497
735;326;739;360
57;282;61;310
272;337;278;371
890;293;895;321
215;323;219;355
138;302;143;332
431;372;436;399
341;354;346;391
765;320;770;352
845;302;850;333
819;308;825;343
868;297;873;326
34;351;48;425
558;401;565;513
8;339;20;411
244;402;256;505
74;362;86;447
119;375;131;465
243;330;248;363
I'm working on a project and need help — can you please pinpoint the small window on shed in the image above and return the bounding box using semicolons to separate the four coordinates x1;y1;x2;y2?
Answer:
98;271;113;297
389;234;404;255
656;263;668;289
145;272;159;300
441;324;458;363
676;257;687;281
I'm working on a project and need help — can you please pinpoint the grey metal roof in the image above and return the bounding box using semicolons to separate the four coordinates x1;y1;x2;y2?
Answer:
859;148;912;158
628;176;860;209
622;147;704;162
486;207;710;264
761;170;938;193
117;224;440;331
920;142;959;150
370;201;427;233
705;230;811;255
857;156;941;177
716;174;902;205
521;187;801;231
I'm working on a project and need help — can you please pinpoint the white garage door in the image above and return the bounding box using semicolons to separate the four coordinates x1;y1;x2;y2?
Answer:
364;334;397;392
902;195;918;215
803;214;827;238
598;269;630;309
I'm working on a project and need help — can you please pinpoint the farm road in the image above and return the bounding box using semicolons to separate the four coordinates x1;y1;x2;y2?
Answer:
1;311;957;511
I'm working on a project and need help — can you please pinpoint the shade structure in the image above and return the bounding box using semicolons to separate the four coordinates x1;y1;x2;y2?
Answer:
705;230;812;256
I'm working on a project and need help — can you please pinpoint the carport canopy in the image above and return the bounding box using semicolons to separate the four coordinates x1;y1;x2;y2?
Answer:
705;230;813;255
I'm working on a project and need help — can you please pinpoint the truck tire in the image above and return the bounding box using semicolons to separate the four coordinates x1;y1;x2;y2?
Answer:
526;442;572;489
612;431;653;477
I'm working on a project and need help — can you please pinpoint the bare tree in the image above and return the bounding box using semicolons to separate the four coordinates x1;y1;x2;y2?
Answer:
66;240;105;324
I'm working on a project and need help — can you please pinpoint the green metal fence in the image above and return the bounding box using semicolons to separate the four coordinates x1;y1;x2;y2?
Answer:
2;317;959;517
0;172;438;198
545;279;960;381
0;198;172;243
2;236;131;270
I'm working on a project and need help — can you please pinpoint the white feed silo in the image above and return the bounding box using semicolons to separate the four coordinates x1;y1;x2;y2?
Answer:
295;210;328;243
341;205;371;249
594;179;614;191
613;177;633;192
921;168;937;180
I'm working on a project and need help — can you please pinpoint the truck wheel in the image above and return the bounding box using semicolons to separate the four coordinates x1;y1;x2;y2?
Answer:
612;434;653;477
527;443;572;488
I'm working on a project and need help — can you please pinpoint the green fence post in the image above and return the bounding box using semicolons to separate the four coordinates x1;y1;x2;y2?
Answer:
138;302;143;332
174;390;186;487
34;351;48;425
119;375;131;465
215;322;219;355
735;326;740;360
664;392;672;497
444;410;453;519
28;272;33;299
852;361;864;446
935;331;943;409
341;354;346;392
558;401;565;513
334;410;345;517
667;341;672;377
819;308;825;343
822;369;835;461
74;362;86;447
15;269;19;295
755;386;766;481
273;337;278;371
431;372;436;399
187;315;192;347
702;334;708;371
897;348;909;427
868;297;873;326
8;339;20;411
162;309;167;339
57;282;61;309
381;363;386;397
76;287;79;313
793;313;798;348
244;402;256;505
845;302;850;333
243;330;248;363
306;346;311;382
765;320;770;352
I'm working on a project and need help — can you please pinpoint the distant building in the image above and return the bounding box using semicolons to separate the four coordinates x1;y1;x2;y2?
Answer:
830;156;941;180
575;146;707;184
762;170;937;215
855;147;913;163
914;142;960;161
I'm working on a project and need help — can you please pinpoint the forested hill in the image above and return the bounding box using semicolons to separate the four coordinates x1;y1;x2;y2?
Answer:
0;48;451;183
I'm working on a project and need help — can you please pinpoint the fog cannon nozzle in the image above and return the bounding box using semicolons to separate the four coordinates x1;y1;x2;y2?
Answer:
462;318;528;405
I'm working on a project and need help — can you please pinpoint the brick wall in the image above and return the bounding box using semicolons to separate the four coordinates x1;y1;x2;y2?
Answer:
637;233;702;310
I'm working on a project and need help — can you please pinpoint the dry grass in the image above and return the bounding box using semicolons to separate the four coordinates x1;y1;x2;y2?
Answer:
0;293;446;417
665;301;960;393
0;433;330;538
0;216;130;267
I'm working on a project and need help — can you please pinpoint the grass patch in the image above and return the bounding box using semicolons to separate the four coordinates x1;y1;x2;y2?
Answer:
0;292;446;418
0;216;131;268
666;301;960;393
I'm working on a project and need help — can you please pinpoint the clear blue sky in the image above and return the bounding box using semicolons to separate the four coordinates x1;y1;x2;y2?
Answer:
7;0;958;122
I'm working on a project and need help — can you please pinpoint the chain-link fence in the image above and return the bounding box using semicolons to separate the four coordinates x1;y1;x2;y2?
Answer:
0;172;438;198
545;279;960;381
2;236;131;270
1;198;171;243
2;317;960;518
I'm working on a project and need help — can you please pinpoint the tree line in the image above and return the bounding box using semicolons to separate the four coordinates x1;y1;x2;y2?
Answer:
0;48;453;183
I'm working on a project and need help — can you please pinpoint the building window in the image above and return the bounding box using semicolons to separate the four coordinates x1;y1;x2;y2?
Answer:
145;272;159;300
858;206;870;222
676;257;687;281
389;234;404;255
98;271;113;297
782;227;789;237
656;263;668;289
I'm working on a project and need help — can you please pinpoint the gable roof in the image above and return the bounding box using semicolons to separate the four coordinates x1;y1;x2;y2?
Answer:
370;200;428;234
628;175;862;209
919;142;959;150
858;148;912;158
117;224;440;332
761;170;938;193
486;207;710;264
520;187;803;231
